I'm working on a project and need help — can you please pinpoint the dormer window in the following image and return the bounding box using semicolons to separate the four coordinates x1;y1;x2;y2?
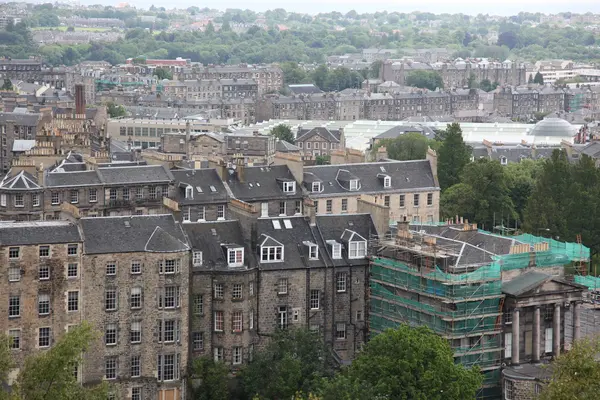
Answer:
304;241;319;260
261;246;283;262
501;156;508;165
185;186;193;199
260;235;284;263
383;176;391;188
327;240;342;259
349;241;367;259
227;248;244;267
283;181;296;193
311;182;322;192
193;251;202;267
349;179;359;191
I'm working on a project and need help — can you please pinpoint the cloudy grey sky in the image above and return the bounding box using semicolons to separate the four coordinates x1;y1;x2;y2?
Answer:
115;0;599;15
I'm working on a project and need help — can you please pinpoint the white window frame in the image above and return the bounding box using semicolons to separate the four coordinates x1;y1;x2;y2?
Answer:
283;181;296;193
14;193;24;207
310;290;320;310
232;311;243;332
0;193;6;207
51;192;59;205
193;251;202;267
261;246;284;262
504;332;512;358
311;182;321;192
106;262;117;276
349;179;359;190
183;207;191;222
213;347;224;362
38;264;50;280
193;332;203;351
88;189;97;203
8;266;20;282
9;329;20;349
130;287;142;309
427;192;433;206
278;278;288;294
105;323;117;346
131;260;141;274
278;306;288;329
70;190;78;204
38;293;50;315
198;206;206;221
309;245;319;260
185;186;193;199
348;241;367;259
545;328;553;353
228;248;244;267
130;321;142;344
39;327;51;348
383;176;391;188
232;284;243;300
217;205;225;220
67;291;79;312
105;357;117;380
32;193;40;207
336;273;347;292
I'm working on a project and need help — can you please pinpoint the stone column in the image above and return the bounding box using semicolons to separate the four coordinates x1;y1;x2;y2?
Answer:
573;301;582;342
511;308;520;365
533;306;541;363
553;303;561;357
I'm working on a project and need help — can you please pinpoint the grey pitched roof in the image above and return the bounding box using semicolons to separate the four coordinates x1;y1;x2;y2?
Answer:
182;221;252;270
97;165;173;185
374;125;433;140
304;160;437;197
502;271;552;297
46;171;102;187
0;111;40;126
170;169;228;205
226;164;302;202
288;84;323;95
0;170;40;190
276;140;300;152
0;221;81;246
296;127;341;143
315;214;375;266
80;215;188;254
255;216;326;270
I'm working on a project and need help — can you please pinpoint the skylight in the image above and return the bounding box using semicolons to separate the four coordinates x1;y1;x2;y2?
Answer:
210;185;216;192
283;219;292;229
272;220;281;229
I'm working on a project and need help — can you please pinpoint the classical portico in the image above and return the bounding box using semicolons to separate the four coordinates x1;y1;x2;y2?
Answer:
501;271;586;366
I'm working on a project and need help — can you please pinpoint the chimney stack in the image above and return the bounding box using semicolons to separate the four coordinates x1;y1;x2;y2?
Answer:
75;84;85;116
185;120;191;159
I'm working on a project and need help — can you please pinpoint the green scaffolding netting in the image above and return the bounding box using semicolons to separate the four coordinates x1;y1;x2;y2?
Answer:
370;231;590;394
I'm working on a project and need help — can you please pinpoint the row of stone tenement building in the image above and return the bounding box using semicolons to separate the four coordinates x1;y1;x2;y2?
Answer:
0;210;380;400
0;149;440;225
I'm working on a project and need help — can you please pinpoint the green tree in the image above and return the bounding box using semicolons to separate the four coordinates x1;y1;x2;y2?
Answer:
281;62;308;84
373;132;432;161
533;71;544;84
405;70;444;91
320;325;482;400
9;322;109;400
153;67;173;80
270;124;295;143
369;60;382;79
504;159;543;226
444;159;516;230
106;102;127;118
540;338;600;400
1;78;14;91
189;357;229;400
241;328;332;400
479;79;498;92
437;123;471;190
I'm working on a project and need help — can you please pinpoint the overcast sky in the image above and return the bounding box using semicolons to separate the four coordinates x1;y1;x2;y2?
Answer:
110;0;600;15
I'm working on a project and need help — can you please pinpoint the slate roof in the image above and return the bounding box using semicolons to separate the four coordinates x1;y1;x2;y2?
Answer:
0;111;40;126
296;126;342;143
502;271;552;297
97;165;173;185
304;160;437;197
12;140;36;152
0;220;81;246
416;225;517;257
46;170;102;187
0;170;40;190
288;84;323;95
80;215;188;254
255;216;326;270
170;169;228;205
315;214;375;266
578;141;600;159
276;140;300;152
182;221;253;270
374;125;436;141
226;164;302;202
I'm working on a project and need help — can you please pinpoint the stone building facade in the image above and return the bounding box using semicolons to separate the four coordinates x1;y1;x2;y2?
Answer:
79;215;190;400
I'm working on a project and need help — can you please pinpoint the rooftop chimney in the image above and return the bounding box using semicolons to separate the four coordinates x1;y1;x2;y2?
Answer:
185;120;191;159
75;84;85;116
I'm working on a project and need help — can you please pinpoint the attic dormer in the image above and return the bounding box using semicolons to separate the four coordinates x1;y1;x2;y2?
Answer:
259;234;284;263
336;169;360;191
276;178;296;194
341;229;367;259
377;173;391;188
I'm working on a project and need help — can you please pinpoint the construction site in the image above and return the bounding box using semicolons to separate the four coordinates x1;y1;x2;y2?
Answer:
368;221;590;399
